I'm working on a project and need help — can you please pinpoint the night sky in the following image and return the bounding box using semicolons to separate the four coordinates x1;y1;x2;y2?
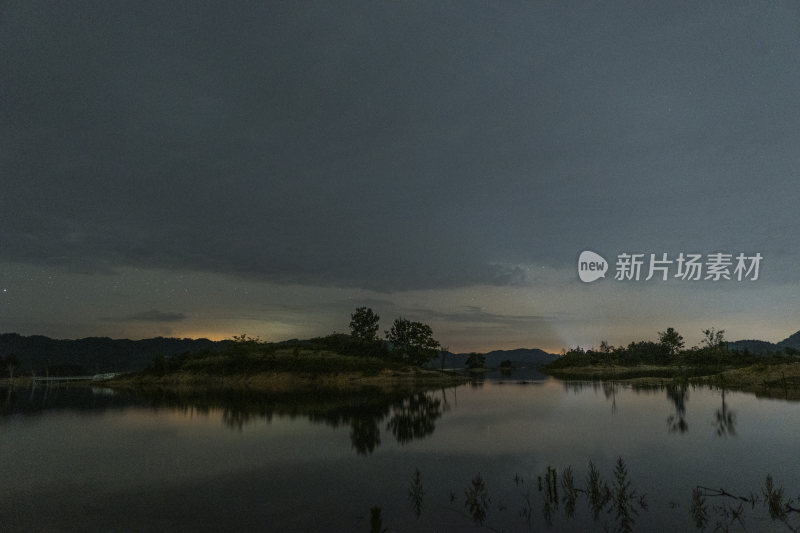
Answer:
2;1;799;352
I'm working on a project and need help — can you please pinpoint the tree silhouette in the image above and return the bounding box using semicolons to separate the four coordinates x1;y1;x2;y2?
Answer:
385;318;440;366
349;307;380;342
658;328;685;357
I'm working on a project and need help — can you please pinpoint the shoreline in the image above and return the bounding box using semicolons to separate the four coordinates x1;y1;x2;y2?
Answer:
106;367;467;394
5;361;800;400
542;361;800;400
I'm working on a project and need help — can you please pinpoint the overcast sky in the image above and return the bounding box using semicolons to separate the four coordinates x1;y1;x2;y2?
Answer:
2;1;799;352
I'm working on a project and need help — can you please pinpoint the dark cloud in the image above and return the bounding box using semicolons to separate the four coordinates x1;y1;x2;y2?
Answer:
106;310;188;323
2;1;799;294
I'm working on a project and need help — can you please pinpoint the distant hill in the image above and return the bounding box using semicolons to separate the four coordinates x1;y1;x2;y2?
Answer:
429;348;559;369
728;329;800;354
0;333;229;374
0;333;559;376
726;339;780;353
7;327;795;377
777;330;800;351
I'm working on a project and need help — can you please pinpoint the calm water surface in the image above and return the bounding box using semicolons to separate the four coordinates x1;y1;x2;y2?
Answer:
1;378;799;532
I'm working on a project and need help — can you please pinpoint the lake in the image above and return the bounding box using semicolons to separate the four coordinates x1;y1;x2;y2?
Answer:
1;378;799;532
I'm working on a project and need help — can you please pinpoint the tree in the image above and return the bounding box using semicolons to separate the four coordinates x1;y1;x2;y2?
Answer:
658;327;685;357
701;328;726;351
385;317;440;366
350;307;380;343
618;341;669;365
465;352;486;369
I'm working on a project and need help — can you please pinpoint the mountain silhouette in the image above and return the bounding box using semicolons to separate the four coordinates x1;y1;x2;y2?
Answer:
0;333;228;374
430;347;559;369
728;329;800;354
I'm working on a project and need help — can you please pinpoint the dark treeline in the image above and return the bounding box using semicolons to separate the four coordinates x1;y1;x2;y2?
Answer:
143;307;445;376
142;333;400;377
0;333;228;376
1;307;446;378
548;327;800;371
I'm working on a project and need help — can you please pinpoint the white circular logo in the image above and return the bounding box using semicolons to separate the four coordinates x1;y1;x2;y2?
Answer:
578;251;608;283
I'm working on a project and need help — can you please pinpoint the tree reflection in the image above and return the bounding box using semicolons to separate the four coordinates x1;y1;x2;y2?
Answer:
73;385;449;455
350;415;381;455
714;389;736;437
563;381;622;415
348;401;392;455
386;393;442;444
440;387;452;413
2;386;16;415
469;377;485;389
666;383;689;434
602;381;618;415
0;383;135;419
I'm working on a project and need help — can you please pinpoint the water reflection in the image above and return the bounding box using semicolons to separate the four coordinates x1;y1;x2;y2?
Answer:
714;388;736;437
1;382;134;419
469;377;485;389
602;381;618;414
666;383;689;434
386;393;441;444
1;383;445;456
3;379;799;532
562;380;622;414
560;380;742;438
350;412;382;455
151;387;446;454
0;378;747;449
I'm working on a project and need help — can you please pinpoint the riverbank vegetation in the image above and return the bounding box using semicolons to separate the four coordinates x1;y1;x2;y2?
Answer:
112;307;462;392
543;327;800;399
